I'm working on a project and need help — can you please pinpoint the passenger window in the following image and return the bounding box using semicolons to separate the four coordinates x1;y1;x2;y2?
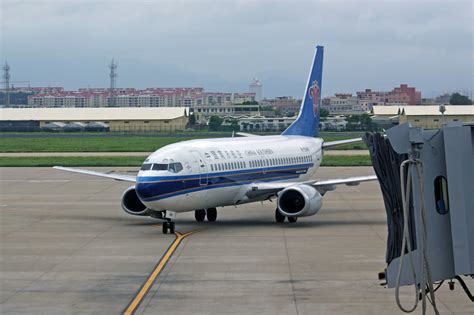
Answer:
434;176;449;214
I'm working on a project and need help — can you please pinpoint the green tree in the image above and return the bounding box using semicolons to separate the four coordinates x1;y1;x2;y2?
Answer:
320;108;329;118
228;118;240;131
242;101;259;105
208;115;224;131
188;114;196;126
345;113;376;131
449;93;472;105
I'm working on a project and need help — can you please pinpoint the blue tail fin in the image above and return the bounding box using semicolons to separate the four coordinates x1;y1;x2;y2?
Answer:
282;45;324;137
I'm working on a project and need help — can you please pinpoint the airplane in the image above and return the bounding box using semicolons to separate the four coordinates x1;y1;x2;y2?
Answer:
54;45;377;234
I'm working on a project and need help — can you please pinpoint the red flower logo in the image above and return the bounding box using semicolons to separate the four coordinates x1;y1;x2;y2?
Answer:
309;80;320;114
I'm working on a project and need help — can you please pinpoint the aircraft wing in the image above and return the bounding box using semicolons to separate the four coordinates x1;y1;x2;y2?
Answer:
322;138;362;148
235;132;261;137
247;175;377;198
53;166;136;182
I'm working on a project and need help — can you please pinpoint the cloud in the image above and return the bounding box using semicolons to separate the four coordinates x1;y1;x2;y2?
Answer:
1;0;472;97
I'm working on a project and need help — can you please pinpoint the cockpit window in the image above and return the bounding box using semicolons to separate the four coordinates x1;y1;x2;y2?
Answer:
152;164;168;171
168;162;183;173
140;163;152;171
143;162;184;173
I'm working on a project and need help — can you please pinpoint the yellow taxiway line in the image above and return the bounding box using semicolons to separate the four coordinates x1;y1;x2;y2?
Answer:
123;228;197;315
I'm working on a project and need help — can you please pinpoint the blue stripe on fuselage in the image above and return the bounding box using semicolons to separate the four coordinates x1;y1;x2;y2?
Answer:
136;163;313;202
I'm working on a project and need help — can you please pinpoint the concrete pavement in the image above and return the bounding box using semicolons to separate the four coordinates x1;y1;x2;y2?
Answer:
0;167;471;314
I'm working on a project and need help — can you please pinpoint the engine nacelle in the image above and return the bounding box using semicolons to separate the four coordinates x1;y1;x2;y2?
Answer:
121;186;150;216
277;184;323;217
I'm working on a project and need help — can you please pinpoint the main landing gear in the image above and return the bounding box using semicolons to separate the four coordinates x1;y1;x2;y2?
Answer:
275;208;298;223
194;208;217;222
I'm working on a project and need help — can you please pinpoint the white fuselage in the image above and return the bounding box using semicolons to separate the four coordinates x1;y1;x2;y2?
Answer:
135;135;323;213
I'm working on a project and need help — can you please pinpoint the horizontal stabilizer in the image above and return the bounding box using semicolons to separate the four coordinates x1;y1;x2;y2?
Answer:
235;132;261;137
322;138;362;148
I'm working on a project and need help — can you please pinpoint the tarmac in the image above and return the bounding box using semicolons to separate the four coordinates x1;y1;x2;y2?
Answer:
0;167;471;314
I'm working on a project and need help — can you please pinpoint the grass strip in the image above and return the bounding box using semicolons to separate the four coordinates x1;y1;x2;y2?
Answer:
0;135;366;152
0;155;372;167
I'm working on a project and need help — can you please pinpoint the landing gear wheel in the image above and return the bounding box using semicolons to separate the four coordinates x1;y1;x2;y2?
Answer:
195;209;206;222
275;209;285;223
169;222;175;234
288;216;298;223
206;208;217;222
162;221;168;234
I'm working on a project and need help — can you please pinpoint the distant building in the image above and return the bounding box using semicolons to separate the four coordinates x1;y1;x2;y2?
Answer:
26;87;254;108
236;115;295;132
399;105;474;129
435;93;452;104
0;86;64;106
357;84;421;105
371;105;474;129
0;107;189;132
249;78;263;101
261;96;300;117
320;116;348;131
233;93;256;104
193;104;263;124
322;93;367;115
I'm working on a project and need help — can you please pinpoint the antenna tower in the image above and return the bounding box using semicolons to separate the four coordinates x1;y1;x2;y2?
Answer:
109;59;117;107
3;62;10;106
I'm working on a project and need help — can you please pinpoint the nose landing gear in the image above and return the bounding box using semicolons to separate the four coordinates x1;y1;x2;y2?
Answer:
154;210;176;234
162;220;175;234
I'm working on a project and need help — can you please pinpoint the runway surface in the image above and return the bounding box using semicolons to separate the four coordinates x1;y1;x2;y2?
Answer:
1;167;471;314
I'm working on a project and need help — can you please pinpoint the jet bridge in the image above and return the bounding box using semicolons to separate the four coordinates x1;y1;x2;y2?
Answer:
365;122;473;313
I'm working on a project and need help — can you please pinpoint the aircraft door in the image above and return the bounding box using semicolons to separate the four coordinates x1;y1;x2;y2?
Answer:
191;150;208;186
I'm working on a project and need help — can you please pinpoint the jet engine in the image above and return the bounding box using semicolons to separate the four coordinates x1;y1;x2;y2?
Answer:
121;186;150;216
277;184;323;217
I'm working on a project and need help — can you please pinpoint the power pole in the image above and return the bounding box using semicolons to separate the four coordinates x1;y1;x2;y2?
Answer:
3;62;10;106
109;59;117;107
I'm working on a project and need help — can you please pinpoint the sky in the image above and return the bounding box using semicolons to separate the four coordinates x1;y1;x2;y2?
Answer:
1;0;473;98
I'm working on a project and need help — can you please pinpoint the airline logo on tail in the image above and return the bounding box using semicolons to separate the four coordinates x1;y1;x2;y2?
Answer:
309;80;320;115
282;45;323;137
